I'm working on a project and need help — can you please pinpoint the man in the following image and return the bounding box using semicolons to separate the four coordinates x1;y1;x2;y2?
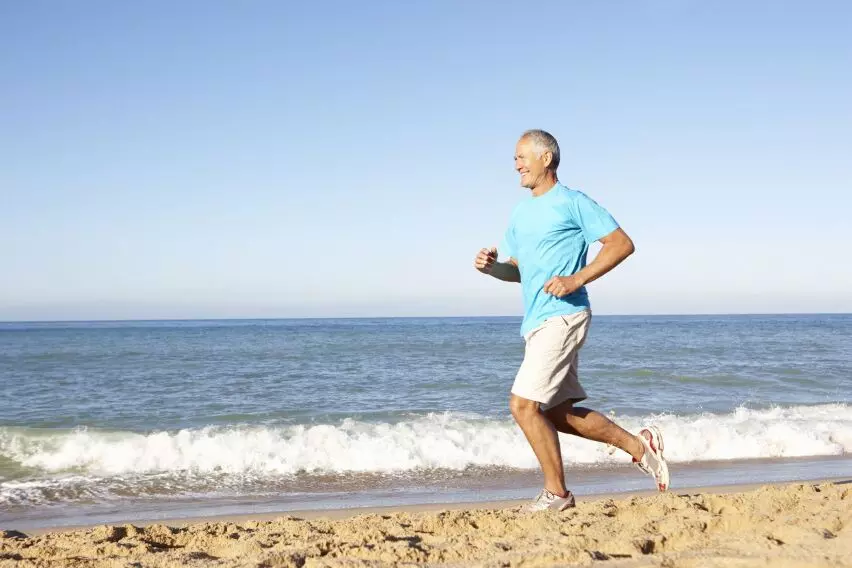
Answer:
473;129;669;512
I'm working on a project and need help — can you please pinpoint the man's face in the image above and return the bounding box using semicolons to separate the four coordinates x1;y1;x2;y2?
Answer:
514;137;550;189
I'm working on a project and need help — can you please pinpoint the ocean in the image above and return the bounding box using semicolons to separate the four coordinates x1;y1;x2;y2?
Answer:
1;314;850;530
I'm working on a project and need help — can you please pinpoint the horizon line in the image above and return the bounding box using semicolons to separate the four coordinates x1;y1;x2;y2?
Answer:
2;311;851;325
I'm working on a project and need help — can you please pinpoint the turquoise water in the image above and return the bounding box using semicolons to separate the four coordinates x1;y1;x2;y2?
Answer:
1;314;850;528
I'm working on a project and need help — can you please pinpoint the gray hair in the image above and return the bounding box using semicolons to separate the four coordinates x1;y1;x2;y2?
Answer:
521;129;560;170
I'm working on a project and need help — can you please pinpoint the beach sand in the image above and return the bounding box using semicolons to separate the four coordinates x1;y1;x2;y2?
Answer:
2;481;850;567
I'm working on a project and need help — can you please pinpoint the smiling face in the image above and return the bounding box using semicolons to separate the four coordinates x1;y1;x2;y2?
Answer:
514;136;553;190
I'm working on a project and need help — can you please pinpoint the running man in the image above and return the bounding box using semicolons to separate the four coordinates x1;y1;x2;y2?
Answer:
474;129;669;512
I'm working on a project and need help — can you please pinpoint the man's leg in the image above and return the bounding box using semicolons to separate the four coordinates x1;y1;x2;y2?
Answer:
509;394;569;497
543;399;671;492
543;399;644;461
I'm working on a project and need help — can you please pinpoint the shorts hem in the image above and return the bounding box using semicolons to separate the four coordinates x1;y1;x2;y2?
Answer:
510;387;588;410
540;392;587;412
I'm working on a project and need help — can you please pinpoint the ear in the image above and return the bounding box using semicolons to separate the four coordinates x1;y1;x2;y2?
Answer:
541;151;553;169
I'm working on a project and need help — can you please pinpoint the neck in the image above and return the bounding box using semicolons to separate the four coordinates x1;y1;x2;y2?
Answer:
530;173;559;197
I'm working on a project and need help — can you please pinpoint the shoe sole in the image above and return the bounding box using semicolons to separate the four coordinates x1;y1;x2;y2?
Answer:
523;499;576;513
645;425;669;492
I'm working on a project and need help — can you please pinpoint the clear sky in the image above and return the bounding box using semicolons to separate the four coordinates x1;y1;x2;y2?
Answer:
1;1;850;320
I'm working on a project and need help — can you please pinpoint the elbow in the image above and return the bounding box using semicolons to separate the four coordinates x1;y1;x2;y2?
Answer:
610;228;634;259
622;236;635;258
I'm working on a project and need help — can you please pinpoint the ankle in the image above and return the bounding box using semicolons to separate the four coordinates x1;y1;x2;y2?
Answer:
632;435;646;461
545;486;570;498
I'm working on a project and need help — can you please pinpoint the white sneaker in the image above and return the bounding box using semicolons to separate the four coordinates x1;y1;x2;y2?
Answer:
524;489;576;512
633;425;670;491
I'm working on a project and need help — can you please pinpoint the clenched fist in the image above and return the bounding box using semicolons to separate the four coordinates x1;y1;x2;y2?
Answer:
474;247;498;274
543;275;584;297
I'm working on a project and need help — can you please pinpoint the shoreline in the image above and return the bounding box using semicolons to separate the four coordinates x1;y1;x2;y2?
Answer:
3;479;850;567
9;454;852;535
20;475;851;536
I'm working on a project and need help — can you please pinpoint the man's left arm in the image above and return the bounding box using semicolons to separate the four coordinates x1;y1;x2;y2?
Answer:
543;228;635;297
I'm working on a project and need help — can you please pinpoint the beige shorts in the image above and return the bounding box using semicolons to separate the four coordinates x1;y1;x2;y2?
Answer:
511;309;591;410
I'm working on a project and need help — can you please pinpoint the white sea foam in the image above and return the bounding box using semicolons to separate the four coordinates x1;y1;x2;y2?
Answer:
3;404;850;475
1;404;850;505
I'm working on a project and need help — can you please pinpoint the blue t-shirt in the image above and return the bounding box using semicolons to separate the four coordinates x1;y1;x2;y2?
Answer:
501;183;619;336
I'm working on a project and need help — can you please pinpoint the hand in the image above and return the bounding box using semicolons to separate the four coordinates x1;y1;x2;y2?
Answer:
543;275;584;297
474;247;498;274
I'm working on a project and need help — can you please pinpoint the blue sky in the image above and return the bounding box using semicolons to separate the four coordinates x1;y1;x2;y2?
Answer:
1;0;850;320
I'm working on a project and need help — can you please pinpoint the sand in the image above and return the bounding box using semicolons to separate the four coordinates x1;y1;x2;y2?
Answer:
2;481;850;567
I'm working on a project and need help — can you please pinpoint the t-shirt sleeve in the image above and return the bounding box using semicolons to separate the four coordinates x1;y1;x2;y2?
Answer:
569;192;620;244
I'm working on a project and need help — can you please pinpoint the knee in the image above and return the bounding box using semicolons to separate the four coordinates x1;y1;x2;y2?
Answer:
509;395;540;423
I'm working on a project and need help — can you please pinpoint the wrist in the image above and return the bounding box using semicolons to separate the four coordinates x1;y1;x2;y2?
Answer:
573;271;590;286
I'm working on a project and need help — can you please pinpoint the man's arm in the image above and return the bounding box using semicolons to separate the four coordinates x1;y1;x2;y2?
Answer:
575;227;634;286
489;257;521;283
474;248;521;283
543;228;634;297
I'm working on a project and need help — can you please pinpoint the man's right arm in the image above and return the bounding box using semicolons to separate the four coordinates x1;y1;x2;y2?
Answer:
489;258;521;283
474;247;521;282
